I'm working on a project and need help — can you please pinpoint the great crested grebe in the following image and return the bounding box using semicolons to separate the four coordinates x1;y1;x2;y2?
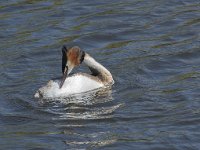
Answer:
34;46;114;98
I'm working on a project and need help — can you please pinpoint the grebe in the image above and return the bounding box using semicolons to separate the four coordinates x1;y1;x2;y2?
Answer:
34;46;114;98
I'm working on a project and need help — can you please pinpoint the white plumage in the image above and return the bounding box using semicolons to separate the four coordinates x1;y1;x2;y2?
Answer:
34;74;104;98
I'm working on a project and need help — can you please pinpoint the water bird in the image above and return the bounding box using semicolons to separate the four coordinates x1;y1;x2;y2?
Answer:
34;46;114;98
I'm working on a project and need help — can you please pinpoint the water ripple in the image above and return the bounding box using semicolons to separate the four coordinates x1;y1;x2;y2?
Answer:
1;0;200;149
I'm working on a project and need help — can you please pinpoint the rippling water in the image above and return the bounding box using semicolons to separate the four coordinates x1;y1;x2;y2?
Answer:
0;0;200;149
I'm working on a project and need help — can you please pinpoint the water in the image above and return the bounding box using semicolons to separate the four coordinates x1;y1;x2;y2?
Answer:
0;0;200;149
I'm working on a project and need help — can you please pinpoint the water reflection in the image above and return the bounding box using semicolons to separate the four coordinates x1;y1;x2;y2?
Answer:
38;87;122;119
35;87;123;149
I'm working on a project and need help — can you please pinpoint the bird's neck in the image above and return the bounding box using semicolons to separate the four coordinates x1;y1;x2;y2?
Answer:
83;53;113;83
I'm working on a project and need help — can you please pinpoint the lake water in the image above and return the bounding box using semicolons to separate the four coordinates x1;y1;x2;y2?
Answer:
0;0;200;149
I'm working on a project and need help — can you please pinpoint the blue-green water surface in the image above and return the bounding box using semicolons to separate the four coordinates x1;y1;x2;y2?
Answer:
0;0;200;149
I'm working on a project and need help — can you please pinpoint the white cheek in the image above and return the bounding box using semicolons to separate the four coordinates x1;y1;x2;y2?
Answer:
67;61;74;75
68;67;73;75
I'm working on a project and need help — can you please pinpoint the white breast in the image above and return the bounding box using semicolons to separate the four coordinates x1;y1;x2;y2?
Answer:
34;74;104;98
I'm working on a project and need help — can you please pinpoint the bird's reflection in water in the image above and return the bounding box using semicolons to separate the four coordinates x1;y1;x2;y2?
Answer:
37;86;122;149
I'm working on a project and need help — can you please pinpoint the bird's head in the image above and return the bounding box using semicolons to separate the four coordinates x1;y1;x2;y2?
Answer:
60;45;85;88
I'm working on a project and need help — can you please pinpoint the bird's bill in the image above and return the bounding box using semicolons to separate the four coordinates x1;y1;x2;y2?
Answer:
59;66;68;89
